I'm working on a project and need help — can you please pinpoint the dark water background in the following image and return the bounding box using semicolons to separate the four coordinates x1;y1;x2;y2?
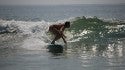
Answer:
0;4;125;21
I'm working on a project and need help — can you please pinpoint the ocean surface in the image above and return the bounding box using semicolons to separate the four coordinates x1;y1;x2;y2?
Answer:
0;4;125;70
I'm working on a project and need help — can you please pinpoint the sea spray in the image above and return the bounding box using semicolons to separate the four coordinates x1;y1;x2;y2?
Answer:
0;19;72;50
0;20;51;50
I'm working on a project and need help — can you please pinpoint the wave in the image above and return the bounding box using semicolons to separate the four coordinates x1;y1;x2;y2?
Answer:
0;20;50;50
0;19;73;50
68;16;125;46
0;16;125;50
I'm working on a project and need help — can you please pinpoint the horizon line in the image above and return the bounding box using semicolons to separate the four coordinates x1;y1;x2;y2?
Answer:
0;3;125;6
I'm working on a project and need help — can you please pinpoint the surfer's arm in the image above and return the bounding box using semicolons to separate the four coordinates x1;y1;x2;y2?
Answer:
59;26;67;38
52;27;65;37
61;32;66;38
61;36;67;44
53;28;60;34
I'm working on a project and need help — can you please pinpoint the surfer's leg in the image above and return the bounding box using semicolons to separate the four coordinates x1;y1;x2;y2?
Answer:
51;35;61;44
61;36;67;44
51;39;55;44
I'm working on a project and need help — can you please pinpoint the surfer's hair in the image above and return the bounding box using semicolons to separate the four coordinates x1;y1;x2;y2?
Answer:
64;21;70;28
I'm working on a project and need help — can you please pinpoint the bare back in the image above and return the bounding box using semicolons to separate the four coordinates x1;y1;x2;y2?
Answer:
49;24;65;34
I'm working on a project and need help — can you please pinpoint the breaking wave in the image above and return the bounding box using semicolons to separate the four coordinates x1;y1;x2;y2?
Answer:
68;16;125;49
0;16;125;51
0;20;50;50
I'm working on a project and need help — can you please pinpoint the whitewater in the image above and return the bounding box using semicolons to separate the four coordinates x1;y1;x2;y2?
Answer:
0;19;74;50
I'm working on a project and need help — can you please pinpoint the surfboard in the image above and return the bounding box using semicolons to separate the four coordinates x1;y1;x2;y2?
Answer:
47;44;63;53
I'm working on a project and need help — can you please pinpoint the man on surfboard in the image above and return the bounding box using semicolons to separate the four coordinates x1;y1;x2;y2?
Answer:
49;21;70;45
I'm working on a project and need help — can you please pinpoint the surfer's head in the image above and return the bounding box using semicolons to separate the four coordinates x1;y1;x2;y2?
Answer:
64;21;70;28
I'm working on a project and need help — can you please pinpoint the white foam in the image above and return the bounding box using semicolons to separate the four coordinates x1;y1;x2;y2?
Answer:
21;37;48;50
0;19;73;50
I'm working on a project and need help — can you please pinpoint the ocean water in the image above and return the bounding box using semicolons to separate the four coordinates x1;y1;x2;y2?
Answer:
0;4;125;70
0;4;125;21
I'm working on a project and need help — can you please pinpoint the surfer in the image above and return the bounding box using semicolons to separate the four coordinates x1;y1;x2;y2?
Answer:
49;21;70;45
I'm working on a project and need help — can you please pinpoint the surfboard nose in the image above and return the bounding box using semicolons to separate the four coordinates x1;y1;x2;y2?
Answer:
47;44;63;53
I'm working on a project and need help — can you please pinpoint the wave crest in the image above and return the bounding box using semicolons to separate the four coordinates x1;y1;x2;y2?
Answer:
68;16;125;45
